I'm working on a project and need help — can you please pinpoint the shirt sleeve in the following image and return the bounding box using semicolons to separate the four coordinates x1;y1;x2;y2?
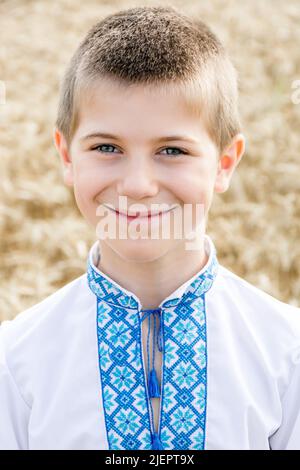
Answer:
269;344;300;450
0;323;30;450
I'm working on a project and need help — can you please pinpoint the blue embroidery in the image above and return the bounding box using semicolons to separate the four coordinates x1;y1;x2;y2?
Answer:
87;240;218;450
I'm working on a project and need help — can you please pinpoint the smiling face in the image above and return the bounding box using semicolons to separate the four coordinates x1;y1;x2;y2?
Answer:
54;78;245;263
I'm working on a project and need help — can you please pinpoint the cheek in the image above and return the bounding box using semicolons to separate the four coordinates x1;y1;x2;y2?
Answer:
72;161;108;222
73;160;106;200
171;163;215;204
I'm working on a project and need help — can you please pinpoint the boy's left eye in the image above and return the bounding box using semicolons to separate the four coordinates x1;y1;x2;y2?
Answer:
90;144;187;157
160;147;187;156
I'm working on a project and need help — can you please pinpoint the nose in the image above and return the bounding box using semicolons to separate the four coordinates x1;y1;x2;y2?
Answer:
117;157;159;200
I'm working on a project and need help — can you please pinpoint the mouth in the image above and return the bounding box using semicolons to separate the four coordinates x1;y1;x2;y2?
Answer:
103;204;176;220
115;208;173;220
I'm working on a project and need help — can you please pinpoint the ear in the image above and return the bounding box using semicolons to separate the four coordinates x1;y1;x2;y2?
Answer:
214;133;246;193
53;127;74;187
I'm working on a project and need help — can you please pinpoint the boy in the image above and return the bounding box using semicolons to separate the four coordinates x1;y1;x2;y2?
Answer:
1;6;300;450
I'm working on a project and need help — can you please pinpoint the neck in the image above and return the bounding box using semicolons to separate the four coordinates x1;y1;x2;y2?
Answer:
96;235;209;310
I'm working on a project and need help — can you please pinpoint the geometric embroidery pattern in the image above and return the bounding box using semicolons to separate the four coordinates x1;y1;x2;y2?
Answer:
86;238;219;450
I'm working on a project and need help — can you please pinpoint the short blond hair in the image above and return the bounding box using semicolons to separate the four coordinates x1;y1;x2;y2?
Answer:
55;5;241;154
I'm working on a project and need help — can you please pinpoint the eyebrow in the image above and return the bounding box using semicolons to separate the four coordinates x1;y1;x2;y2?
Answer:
79;132;199;144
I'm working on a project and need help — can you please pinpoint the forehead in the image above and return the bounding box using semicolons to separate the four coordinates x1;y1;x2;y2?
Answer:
78;78;199;115
73;77;212;146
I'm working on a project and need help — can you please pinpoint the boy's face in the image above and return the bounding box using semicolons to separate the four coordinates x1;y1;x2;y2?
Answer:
54;78;245;262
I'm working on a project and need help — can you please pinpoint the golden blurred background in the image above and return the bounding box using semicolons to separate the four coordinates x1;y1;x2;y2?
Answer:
1;0;300;321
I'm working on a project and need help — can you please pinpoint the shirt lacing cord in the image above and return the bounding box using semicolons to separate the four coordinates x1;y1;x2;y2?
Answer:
140;307;164;450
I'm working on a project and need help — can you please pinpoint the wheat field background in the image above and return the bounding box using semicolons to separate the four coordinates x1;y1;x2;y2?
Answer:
0;0;299;322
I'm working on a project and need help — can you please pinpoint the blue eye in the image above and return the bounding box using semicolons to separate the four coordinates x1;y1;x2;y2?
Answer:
91;144;187;157
92;144;118;153
160;147;187;156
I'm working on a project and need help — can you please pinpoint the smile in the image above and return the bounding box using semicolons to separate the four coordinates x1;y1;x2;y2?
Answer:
114;207;174;220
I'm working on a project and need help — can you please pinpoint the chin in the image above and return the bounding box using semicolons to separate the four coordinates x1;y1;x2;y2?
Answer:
106;237;178;263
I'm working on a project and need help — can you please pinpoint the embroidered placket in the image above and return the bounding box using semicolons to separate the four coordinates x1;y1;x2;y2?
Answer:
86;237;219;450
140;308;163;398
140;307;164;449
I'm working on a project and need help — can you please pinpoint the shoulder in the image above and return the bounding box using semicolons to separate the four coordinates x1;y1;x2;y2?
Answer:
211;263;300;343
0;273;96;411
0;273;94;354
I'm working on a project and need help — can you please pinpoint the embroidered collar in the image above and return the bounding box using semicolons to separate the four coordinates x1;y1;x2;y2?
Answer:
86;234;219;310
86;234;219;450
